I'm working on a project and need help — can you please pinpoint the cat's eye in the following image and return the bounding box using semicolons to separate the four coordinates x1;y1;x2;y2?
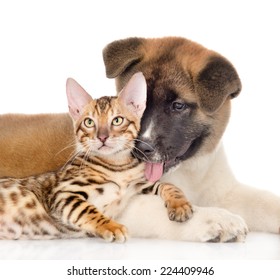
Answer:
112;116;124;126
84;118;95;128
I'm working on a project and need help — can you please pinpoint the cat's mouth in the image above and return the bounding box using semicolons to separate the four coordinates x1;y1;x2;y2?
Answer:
97;142;128;155
97;143;114;153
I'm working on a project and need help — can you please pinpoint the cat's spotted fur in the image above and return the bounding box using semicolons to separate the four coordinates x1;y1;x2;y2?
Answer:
0;73;193;242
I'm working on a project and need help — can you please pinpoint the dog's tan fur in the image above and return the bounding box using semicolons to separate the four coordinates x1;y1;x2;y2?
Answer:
0;113;74;177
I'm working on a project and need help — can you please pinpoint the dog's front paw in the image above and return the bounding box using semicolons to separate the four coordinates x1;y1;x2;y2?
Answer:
166;199;193;222
191;207;248;242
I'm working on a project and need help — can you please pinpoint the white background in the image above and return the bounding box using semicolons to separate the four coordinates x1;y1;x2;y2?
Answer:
0;0;280;264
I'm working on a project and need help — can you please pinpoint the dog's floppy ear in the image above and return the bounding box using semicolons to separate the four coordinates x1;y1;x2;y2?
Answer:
194;56;242;114
103;37;144;78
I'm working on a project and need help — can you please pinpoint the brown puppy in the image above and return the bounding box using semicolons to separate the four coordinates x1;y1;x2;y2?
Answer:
103;37;280;238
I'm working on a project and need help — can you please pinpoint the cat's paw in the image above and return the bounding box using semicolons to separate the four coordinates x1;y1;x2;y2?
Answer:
165;199;193;222
97;220;128;243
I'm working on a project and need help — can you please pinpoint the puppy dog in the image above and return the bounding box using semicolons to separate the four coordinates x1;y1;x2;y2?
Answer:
103;37;280;238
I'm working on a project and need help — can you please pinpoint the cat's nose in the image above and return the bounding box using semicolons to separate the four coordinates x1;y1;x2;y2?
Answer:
98;135;108;143
97;127;109;143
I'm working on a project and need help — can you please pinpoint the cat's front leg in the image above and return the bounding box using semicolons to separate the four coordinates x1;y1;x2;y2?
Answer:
51;196;128;242
158;183;193;222
142;182;193;222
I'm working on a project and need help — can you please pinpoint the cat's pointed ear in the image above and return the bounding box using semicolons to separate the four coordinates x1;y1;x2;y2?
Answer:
66;78;93;120
118;72;147;118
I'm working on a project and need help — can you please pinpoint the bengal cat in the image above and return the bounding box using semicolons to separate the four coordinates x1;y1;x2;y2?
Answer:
0;73;193;242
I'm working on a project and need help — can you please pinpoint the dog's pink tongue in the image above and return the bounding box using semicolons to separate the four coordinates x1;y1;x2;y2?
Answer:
145;162;164;182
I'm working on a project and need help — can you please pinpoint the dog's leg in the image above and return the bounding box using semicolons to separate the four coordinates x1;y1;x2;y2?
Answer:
117;195;248;242
215;182;280;233
182;144;280;234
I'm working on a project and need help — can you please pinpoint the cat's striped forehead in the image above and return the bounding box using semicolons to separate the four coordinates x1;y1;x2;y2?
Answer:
83;96;119;116
95;96;117;114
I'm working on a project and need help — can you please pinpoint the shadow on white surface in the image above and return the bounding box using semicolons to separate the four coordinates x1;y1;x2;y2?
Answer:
0;232;279;260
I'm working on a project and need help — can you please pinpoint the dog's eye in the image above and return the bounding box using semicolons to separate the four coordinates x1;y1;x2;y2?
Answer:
172;102;186;112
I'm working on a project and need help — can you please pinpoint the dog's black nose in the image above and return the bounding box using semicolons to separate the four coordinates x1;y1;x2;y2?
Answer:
135;140;155;155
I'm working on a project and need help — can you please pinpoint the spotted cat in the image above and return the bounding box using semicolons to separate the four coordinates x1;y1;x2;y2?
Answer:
0;73;193;242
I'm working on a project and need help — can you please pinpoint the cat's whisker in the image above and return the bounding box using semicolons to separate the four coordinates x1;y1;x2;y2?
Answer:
131;149;150;162
124;142;150;162
133;139;154;160
78;147;90;170
84;147;92;164
55;140;82;170
134;138;155;152
60;148;82;171
54;140;78;158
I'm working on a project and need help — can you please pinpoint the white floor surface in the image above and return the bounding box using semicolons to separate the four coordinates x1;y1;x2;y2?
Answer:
0;232;279;260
